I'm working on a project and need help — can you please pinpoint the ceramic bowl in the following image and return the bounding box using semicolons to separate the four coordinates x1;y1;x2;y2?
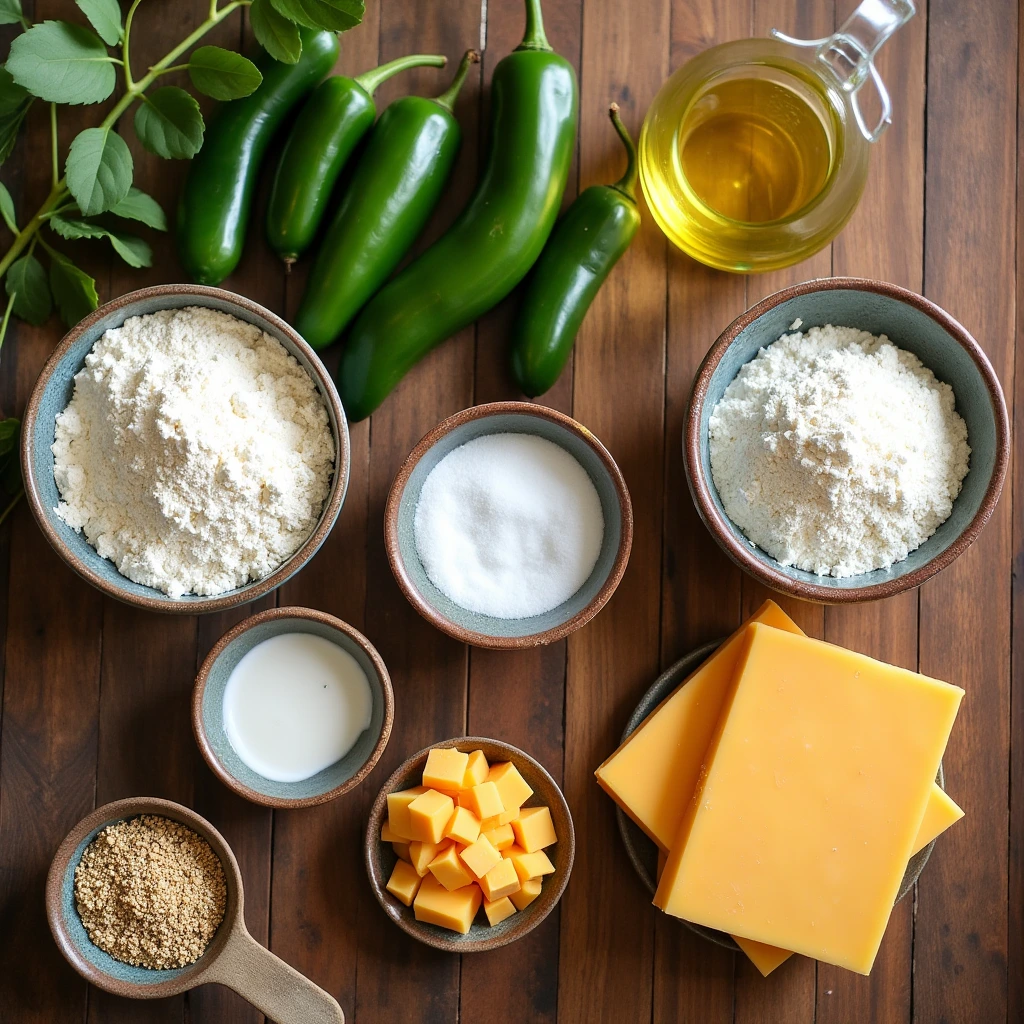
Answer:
684;277;1009;603
22;284;350;614
615;640;942;953
385;402;633;648
193;606;394;808
365;736;574;952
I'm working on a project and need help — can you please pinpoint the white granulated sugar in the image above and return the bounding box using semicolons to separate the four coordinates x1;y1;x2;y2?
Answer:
708;323;970;577
52;306;334;597
413;432;604;619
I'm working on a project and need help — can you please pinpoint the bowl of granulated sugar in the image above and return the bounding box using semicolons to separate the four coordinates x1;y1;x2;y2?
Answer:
685;277;1009;603
385;402;633;648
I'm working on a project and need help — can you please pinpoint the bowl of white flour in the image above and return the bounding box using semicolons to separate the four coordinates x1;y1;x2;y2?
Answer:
685;277;1009;603
22;285;349;613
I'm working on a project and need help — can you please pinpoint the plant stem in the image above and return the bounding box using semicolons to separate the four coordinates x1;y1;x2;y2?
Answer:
123;0;144;91
0;291;16;354
0;487;24;529
49;104;57;187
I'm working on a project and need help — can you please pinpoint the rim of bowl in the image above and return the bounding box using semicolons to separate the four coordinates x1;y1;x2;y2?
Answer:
683;276;1011;604
21;284;350;615
364;735;576;953
384;401;634;648
192;605;394;809
46;796;243;998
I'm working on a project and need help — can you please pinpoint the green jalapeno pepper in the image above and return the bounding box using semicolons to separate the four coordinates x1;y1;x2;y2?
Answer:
337;0;577;422
510;103;640;397
266;52;448;264
177;28;339;286
295;50;479;349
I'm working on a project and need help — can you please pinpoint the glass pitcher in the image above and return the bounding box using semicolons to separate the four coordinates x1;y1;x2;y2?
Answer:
639;0;915;273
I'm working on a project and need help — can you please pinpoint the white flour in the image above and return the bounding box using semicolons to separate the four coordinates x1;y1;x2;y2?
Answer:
708;323;970;577
52;307;334;597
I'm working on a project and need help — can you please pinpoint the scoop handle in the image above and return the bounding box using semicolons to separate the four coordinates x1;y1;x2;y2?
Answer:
205;923;344;1024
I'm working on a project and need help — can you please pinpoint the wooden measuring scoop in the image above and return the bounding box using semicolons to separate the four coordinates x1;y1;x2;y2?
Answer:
46;796;344;1023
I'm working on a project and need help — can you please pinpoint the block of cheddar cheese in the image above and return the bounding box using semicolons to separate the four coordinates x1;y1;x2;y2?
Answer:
414;874;482;934
654;623;964;975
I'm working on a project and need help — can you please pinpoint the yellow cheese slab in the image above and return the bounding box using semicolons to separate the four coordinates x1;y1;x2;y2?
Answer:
655;624;963;975
413;875;482;934
595;600;802;852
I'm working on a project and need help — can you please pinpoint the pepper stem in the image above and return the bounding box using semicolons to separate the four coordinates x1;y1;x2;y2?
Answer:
433;50;480;112
518;0;552;52
609;103;638;200
354;53;448;97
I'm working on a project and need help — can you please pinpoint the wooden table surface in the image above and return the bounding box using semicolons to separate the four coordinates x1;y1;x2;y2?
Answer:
0;0;1018;1021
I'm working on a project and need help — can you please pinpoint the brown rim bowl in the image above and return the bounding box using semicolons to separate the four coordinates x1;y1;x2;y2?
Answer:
193;606;394;809
365;736;574;952
384;402;633;648
684;277;1009;604
22;284;350;614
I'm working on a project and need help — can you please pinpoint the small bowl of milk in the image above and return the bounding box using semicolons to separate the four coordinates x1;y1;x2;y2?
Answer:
192;607;394;807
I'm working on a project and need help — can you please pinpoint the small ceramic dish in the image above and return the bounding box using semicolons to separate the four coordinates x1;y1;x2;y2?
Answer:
684;277;1009;603
384;402;633;648
22;284;350;615
46;796;344;1020
615;640;943;954
193;606;394;808
365;736;574;952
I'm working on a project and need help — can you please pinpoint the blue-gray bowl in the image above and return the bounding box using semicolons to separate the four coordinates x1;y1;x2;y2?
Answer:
684;277;1009;603
384;402;633;648
193;606;394;808
22;284;350;614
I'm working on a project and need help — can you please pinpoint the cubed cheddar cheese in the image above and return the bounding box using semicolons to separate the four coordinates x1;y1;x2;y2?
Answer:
479;858;521;902
386;860;422;907
381;821;402;844
387;786;427;841
479;807;518;831
463;750;490;790
460;835;502;879
483;896;517;927
392;841;411;864
459;781;504;820
409;839;450;877
487;762;533;810
414;874;482;934
512;806;557;853
428;843;475;891
481;823;515;851
444;805;481;846
508;849;555;883
423;748;470;794
408;789;455;844
510;877;542;911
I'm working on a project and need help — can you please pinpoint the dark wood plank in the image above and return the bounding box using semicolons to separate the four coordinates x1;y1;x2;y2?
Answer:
914;1;1016;1021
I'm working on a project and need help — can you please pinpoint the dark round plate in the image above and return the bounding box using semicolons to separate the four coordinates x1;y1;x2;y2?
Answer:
615;639;942;952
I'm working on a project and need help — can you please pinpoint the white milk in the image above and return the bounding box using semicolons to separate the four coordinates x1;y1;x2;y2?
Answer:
222;632;374;783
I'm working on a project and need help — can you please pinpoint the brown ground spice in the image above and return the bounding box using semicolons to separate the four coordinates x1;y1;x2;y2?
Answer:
73;814;227;970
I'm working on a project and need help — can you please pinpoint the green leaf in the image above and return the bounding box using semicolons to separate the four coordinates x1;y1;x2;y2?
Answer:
269;0;362;31
49;213;106;239
110;186;167;231
75;0;122;45
0;0;24;26
7;21;116;105
0;416;18;452
0;182;16;233
6;254;51;325
105;230;151;268
134;86;204;159
49;251;98;327
0;68;31;166
188;47;262;101
251;0;303;63
65;126;133;216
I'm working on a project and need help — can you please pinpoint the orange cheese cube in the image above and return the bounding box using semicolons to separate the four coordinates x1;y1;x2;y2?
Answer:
386;860;422;906
501;843;525;859
508;849;555;883
423;748;470;794
428;843;475;891
392;841;411;864
479;807;519;831
444;805;481;846
409;839;450;877
463;749;490;789
460;835;502;879
381;821;403;843
511;806;557;853
407;789;455;844
479;857;521;902
487;762;533;811
483;896;517;926
460;781;504;820
509;877;542;911
481;823;515;851
387;786;427;841
414;874;482;934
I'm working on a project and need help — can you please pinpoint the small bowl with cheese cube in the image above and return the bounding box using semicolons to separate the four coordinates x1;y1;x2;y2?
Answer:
365;737;574;951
